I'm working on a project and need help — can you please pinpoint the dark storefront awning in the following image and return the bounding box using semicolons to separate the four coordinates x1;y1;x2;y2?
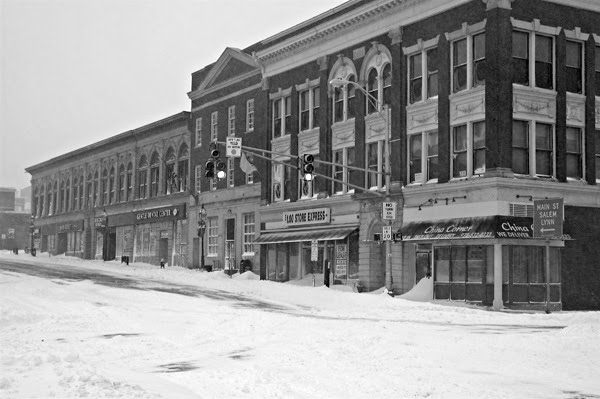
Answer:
254;225;358;245
401;216;534;241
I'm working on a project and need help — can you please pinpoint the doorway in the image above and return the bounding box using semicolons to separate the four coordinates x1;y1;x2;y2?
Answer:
415;245;432;283
159;237;169;264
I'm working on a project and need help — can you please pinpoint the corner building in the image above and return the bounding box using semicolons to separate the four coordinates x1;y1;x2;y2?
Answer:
213;0;599;310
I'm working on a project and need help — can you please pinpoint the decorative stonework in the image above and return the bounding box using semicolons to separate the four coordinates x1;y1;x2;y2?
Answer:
596;99;600;129
406;100;438;134
298;128;320;154
512;86;556;121
566;102;585;127
450;89;485;123
332;119;355;150
365;108;389;142
271;135;291;161
482;0;513;10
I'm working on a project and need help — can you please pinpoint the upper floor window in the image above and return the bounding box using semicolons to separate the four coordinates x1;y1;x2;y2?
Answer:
195;117;202;147
595;47;600;96
102;169;109;206
138;155;148;199
452;121;486;179
272;95;291;138
595;130;600;181
78;175;84;210
119;165;126;202
512;120;554;177
332;147;356;194
332;75;356;123
227;157;234;188
408;131;438;184
452;32;485;93
87;173;93;208
566;127;583;180
367;141;386;190
366;63;391;113
299;86;320;132
73;177;79;211
228;105;236;136
566;40;583;94
246;99;254;132
211;111;218;142
109;167;115;204
409;48;438;103
165;147;176;194
195;165;202;194
512;31;554;90
177;144;189;192
126;163;133;201
149;152;160;198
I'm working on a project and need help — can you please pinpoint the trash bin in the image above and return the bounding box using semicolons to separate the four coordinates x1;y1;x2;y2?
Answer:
31;248;36;257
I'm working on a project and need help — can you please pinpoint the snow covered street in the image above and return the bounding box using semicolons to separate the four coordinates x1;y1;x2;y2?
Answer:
1;251;599;399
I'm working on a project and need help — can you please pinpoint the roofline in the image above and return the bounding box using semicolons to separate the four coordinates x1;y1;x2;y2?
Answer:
25;111;190;173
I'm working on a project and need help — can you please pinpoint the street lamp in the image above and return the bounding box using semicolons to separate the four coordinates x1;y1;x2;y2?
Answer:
329;77;394;293
198;205;207;270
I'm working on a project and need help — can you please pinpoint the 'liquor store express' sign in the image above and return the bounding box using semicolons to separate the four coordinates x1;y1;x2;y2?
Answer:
283;208;331;227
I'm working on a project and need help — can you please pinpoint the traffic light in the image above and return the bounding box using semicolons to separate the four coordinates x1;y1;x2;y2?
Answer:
205;142;226;180
301;154;314;181
204;160;215;179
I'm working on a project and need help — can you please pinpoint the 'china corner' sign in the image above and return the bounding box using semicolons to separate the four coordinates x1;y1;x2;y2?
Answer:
401;216;537;241
283;208;331;227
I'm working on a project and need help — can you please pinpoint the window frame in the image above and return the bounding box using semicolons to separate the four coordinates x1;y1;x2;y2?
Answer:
242;212;256;256
566;126;584;180
207;217;219;256
298;84;320;132
451;121;486;179
195;117;202;147
332;147;356;195
408;130;438;184
512;120;555;178
211;111;218;142
565;40;584;94
449;29;486;94
228;105;236;136
246;99;254;132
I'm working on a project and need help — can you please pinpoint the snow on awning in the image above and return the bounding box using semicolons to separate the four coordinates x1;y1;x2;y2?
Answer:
253;225;358;244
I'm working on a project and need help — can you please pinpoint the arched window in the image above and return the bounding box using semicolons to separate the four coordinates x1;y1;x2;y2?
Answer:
59;180;65;213
109;167;115;204
93;171;99;207
177;143;189;192
138;155;148;199
118;164;126;202
164;147;176;194
78;173;84;210
102;168;109;206
65;178;70;212
73;177;79;211
126;163;133;201
332;73;356;123
150;152;160;197
87;173;93;208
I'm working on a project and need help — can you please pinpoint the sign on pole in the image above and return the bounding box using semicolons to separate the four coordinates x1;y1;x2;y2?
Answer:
382;201;397;220
226;137;242;158
533;198;563;238
382;226;392;241
311;240;319;261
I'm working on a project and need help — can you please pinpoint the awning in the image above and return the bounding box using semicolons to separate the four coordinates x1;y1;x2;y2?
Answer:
401;216;534;241
254;225;358;244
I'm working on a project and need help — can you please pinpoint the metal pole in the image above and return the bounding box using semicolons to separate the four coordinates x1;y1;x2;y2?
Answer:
545;239;551;314
201;235;205;269
384;103;393;294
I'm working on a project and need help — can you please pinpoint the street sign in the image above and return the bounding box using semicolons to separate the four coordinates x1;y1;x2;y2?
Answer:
533;198;563;238
226;137;242;158
382;201;396;220
382;226;392;241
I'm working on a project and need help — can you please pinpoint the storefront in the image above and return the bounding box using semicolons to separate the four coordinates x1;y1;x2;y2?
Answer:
108;203;187;267
401;216;563;310
255;207;359;285
56;221;84;257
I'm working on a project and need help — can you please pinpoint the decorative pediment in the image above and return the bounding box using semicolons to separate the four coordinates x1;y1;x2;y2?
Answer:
406;100;438;134
191;48;259;96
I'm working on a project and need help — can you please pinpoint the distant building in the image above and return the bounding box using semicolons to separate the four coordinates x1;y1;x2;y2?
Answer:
0;187;30;250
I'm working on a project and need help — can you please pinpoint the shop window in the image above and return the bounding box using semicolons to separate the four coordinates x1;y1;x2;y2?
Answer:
512;120;554;177
452;121;486;178
452;32;485;93
195;117;202;147
246;99;254;132
408;131;438;184
451;247;466;282
566;127;583;180
512;30;554;90
566;41;583;94
242;213;255;255
207;217;218;256
409;47;437;104
435;247;450;282
332;147;356;194
299;86;320;132
504;245;561;303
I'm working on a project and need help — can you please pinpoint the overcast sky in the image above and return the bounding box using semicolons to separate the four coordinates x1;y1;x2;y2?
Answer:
0;0;347;191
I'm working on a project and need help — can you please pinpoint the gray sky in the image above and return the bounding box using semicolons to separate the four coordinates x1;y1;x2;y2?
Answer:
0;0;346;191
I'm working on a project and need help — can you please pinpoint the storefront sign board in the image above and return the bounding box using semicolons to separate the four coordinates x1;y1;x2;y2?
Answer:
283;208;330;227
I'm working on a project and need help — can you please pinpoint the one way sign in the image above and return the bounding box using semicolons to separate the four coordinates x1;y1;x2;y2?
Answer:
533;198;563;238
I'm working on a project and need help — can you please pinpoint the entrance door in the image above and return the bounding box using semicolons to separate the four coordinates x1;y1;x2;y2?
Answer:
159;238;169;264
416;249;432;283
57;233;68;255
107;232;116;261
